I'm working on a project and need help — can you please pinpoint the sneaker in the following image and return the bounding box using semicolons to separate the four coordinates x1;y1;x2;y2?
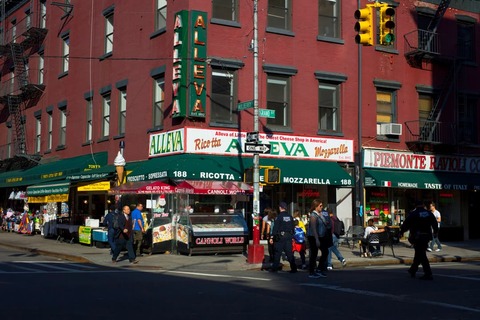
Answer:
308;273;321;279
327;266;333;271
129;260;139;264
435;249;441;252
427;248;432;252
341;259;347;267
301;264;307;270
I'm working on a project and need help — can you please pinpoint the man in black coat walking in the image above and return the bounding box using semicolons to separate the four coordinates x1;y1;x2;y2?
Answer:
400;200;438;280
112;205;138;264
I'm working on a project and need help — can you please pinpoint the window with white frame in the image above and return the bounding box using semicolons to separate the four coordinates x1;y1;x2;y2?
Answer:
212;0;238;22
266;74;290;128
153;76;165;128
85;98;93;142
211;69;238;124
104;12;114;54
118;89;127;135
47;111;52;150
318;81;341;133
62;34;70;73
40;1;47;29
35;116;41;153
59;109;67;146
102;94;111;137
155;0;167;31
318;0;340;38
268;0;292;31
38;52;44;84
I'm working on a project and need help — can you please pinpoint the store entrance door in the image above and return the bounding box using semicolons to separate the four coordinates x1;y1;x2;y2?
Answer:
468;191;480;239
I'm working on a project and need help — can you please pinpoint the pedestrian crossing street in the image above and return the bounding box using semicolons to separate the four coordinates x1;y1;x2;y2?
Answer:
0;261;120;274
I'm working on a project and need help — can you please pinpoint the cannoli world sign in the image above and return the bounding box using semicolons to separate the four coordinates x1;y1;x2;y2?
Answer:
171;10;207;118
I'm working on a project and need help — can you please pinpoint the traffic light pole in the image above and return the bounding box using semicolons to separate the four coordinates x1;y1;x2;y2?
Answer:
356;0;364;226
247;0;264;264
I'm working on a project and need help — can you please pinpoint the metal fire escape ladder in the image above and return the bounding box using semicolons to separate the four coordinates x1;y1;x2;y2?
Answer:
417;0;454;144
7;95;26;155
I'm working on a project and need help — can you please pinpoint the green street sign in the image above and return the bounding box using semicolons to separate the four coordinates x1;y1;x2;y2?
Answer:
238;100;254;111
259;109;276;118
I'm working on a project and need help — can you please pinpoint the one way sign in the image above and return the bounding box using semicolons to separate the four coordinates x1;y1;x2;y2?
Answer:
244;143;271;154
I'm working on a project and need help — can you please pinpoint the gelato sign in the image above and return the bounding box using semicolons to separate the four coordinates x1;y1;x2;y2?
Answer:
149;128;353;161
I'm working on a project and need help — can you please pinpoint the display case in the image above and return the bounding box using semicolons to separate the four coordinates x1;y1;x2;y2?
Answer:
176;213;248;255
144;212;173;254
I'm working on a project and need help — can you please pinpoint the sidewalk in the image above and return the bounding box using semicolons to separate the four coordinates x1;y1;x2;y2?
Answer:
1;231;480;271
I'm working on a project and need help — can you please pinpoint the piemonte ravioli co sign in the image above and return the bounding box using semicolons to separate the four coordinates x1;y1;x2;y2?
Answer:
149;128;353;162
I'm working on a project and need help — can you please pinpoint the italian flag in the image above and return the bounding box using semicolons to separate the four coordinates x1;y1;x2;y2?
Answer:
382;181;392;187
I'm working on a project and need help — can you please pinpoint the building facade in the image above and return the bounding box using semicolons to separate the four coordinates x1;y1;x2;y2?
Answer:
0;1;479;239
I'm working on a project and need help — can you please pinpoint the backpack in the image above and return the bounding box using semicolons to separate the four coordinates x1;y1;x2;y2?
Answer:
333;218;345;237
112;212;120;230
293;226;305;243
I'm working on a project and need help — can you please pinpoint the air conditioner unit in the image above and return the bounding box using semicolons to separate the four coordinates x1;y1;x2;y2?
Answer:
380;123;402;135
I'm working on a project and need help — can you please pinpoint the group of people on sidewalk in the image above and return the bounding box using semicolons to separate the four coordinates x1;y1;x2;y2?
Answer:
261;198;442;280
261;199;347;279
103;203;146;264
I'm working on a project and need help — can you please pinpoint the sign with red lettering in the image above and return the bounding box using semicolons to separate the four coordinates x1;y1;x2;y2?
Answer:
193;236;247;246
364;149;480;174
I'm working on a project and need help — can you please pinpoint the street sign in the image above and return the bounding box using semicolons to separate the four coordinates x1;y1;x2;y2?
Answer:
246;131;259;143
244;143;271;154
237;100;254;111
259;109;276;118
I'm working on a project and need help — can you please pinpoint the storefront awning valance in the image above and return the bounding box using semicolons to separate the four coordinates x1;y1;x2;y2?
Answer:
66;164;114;181
364;169;480;190
27;181;71;196
258;158;353;186
0;152;108;188
175;180;252;195
127;154;247;182
109;181;176;194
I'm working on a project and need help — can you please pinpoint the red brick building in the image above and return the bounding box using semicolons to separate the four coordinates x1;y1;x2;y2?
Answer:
0;1;479;240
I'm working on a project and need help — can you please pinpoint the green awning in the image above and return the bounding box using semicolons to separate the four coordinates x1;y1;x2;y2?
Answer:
0;152;108;187
126;154;353;186
364;169;480;190
258;158;353;186
127;154;247;182
27;181;71;196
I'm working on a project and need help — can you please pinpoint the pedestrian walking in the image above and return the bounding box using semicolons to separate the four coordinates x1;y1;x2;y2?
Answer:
103;205;117;255
327;210;347;269
307;199;333;278
112;205;138;264
270;202;297;273
428;202;442;252
400;200;438;280
131;203;145;257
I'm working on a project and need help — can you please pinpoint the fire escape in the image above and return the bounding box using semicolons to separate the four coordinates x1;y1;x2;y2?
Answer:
403;0;460;152
0;0;47;157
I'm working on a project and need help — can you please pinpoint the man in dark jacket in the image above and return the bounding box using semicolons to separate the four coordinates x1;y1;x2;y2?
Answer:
400;200;438;280
112;205;138;264
103;205;117;255
270;202;297;273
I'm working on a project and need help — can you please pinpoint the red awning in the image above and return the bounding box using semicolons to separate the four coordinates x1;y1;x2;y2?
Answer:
175;180;252;195
109;181;175;194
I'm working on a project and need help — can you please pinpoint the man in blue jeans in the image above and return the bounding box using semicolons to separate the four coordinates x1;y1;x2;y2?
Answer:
327;212;347;270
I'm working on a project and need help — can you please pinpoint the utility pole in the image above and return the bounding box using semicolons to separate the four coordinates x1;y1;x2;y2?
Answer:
247;0;264;264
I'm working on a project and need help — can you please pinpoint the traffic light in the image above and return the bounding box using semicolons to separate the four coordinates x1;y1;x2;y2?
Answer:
243;168;253;184
264;168;281;184
354;7;374;46
379;5;395;45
